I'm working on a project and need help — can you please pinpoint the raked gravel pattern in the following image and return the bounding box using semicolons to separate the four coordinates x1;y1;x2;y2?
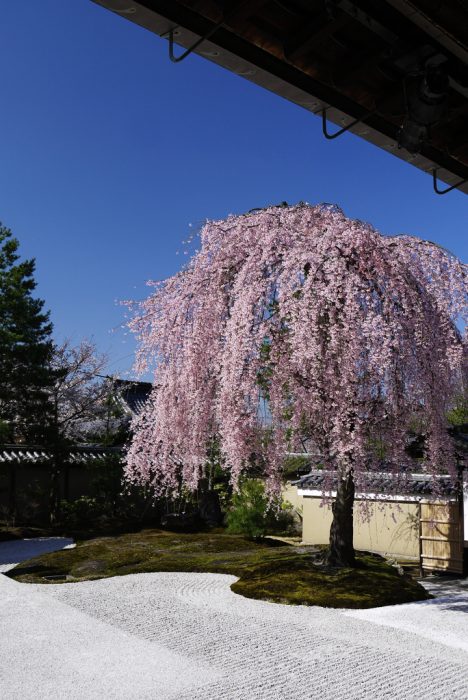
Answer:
0;573;217;699
1;538;468;700
37;571;468;700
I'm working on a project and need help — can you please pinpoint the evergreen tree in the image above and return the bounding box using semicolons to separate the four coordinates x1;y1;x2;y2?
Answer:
0;224;55;443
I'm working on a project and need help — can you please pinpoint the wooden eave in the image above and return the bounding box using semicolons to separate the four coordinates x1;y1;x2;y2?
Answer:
93;0;468;195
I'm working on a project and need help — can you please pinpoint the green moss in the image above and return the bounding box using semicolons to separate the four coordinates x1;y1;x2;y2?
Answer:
7;530;430;608
232;552;430;608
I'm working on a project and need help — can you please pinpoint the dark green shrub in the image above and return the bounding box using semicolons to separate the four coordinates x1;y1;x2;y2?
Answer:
226;480;295;539
59;496;110;528
447;393;468;427
282;455;311;479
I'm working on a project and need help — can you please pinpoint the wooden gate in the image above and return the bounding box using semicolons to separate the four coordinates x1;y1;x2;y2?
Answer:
420;501;464;574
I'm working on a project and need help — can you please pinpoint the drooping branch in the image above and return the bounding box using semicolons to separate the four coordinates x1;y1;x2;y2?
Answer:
125;203;467;514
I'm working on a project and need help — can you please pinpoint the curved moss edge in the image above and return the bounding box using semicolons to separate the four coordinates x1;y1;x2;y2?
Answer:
231;553;431;608
6;530;430;609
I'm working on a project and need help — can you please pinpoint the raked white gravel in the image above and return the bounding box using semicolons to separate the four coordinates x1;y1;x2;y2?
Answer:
0;538;217;699
1;538;467;699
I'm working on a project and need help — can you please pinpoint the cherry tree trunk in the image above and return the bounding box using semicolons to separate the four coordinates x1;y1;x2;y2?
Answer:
326;471;356;567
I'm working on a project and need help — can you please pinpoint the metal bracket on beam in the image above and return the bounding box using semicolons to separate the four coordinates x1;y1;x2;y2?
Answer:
163;18;225;63
321;107;375;140
432;169;467;195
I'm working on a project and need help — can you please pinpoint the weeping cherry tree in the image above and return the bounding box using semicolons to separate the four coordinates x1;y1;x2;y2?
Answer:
125;203;467;567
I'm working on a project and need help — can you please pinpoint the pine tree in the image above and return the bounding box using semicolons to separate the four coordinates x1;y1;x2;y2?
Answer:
0;224;55;443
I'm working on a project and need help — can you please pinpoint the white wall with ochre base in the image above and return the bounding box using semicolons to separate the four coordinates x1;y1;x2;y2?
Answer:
301;496;420;559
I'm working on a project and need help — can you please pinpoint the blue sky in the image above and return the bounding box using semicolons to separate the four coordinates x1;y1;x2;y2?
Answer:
1;0;466;379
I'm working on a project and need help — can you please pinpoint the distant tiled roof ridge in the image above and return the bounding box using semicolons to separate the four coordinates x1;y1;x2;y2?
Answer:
295;469;464;497
112;378;152;417
0;444;122;464
112;378;153;390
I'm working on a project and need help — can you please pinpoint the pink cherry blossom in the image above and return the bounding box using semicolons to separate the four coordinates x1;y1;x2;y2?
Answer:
124;203;467;503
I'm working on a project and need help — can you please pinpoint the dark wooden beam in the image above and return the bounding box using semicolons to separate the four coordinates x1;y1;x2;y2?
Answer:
283;13;349;62
93;0;468;188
